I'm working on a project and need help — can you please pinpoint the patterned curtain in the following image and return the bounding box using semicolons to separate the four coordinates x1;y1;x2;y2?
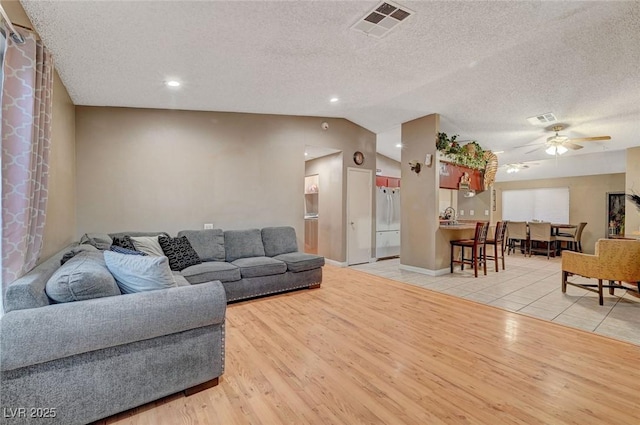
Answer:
1;28;53;292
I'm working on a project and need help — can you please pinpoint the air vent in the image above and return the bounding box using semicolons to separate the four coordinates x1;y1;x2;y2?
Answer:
527;112;557;125
351;1;414;39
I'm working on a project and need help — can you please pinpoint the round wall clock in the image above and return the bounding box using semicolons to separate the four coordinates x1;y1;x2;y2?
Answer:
353;151;365;165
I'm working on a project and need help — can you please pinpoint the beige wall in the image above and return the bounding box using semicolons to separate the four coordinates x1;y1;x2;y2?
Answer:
626;147;640;235
305;153;344;261
75;107;375;261
2;0;77;261
456;190;491;221
41;73;76;259
494;173;625;254
376;153;400;178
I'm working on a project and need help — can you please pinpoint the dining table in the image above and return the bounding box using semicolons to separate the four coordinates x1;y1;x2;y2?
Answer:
551;223;577;236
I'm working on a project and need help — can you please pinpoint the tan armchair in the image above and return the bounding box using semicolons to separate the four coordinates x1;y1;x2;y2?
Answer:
562;238;640;305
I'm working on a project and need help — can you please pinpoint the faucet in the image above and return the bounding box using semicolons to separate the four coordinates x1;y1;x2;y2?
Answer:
444;207;456;223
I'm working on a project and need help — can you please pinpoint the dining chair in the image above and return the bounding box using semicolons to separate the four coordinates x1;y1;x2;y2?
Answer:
450;222;489;278
507;221;529;256
485;221;507;272
528;222;556;259
556;222;587;253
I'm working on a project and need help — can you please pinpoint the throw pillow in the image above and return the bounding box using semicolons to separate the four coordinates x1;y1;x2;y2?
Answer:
110;245;147;256
104;251;177;294
111;235;137;251
158;235;202;271
46;251;121;303
130;236;165;256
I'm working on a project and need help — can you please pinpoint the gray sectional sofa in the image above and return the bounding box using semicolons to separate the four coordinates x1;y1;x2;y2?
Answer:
0;226;322;425
177;226;324;301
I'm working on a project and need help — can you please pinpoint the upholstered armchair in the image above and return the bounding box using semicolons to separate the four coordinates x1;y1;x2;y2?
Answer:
562;238;640;305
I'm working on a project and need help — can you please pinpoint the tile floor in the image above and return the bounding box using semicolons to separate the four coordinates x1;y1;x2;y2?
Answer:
351;253;640;346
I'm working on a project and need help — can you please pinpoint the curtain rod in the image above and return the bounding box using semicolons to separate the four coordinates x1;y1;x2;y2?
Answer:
0;5;25;44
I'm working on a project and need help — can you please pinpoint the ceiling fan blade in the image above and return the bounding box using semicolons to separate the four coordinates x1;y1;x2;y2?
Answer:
563;142;583;150
525;146;542;154
568;136;611;143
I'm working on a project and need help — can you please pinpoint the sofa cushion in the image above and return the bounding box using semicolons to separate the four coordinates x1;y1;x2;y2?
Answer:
231;257;287;278
262;226;298;257
181;261;241;284
79;232;113;250
224;229;265;262
158;235;202;271
130;235;165;256
104;251;177;294
274;252;325;273
172;272;191;287
177;229;225;262
46;251;121;303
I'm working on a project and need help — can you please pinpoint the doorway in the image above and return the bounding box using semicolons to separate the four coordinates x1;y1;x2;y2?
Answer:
347;167;372;265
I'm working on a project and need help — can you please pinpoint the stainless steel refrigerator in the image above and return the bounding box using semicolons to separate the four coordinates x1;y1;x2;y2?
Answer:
376;186;400;258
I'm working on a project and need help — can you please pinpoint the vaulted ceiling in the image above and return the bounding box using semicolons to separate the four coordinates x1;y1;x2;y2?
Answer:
20;1;640;177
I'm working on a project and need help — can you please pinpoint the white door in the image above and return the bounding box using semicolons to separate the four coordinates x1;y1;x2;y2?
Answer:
347;168;373;265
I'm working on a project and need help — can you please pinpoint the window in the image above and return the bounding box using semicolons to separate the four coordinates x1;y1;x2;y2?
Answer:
502;187;570;223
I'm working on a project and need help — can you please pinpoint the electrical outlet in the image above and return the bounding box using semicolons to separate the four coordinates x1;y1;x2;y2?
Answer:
485;210;489;216
204;223;214;229
459;209;464;216
470;210;475;216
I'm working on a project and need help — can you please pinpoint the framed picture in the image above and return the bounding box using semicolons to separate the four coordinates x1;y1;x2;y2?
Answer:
606;192;625;237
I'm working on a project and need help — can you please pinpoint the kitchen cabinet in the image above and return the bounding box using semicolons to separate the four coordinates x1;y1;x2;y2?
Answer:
438;161;483;192
376;175;401;188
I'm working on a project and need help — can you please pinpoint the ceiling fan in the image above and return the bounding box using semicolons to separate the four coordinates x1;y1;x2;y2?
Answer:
526;125;611;155
503;162;537;173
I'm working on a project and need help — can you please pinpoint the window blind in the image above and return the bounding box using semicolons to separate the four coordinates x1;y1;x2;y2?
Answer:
502;188;570;223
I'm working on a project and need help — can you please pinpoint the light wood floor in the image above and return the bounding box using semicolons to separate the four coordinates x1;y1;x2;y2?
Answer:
98;265;640;425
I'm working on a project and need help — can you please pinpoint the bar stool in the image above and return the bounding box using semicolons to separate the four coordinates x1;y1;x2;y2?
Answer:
485;221;507;272
450;222;489;277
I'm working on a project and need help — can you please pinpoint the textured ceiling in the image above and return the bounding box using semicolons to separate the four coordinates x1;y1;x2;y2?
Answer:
20;0;640;170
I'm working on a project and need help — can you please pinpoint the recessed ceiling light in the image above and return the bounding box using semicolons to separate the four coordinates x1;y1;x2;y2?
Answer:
165;80;181;87
395;143;402;148
304;152;308;156
330;97;339;103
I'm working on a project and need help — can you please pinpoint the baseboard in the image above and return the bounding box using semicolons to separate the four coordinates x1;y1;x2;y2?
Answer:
325;259;348;267
399;264;451;276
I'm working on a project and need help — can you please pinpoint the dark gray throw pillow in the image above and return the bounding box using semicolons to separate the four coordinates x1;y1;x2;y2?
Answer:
111;235;137;251
158;235;202;271
46;251;121;303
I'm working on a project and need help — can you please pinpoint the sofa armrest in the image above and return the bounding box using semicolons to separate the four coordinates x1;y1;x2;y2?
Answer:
0;281;226;371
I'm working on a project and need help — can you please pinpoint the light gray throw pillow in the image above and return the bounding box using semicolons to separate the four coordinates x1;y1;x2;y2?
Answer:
46;251;121;303
104;251;177;294
130;235;165;256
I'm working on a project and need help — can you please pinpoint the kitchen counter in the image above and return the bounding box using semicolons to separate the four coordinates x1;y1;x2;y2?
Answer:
439;220;486;230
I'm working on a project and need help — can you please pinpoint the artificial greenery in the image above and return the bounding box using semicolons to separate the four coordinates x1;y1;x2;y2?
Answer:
436;132;488;170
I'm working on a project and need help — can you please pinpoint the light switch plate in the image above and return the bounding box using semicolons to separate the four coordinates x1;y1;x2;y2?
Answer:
470;210;475;216
485;210;489;216
459;209;464;216
204;223;214;229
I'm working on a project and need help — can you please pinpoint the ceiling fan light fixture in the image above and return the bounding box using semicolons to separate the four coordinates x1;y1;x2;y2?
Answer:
545;145;568;155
